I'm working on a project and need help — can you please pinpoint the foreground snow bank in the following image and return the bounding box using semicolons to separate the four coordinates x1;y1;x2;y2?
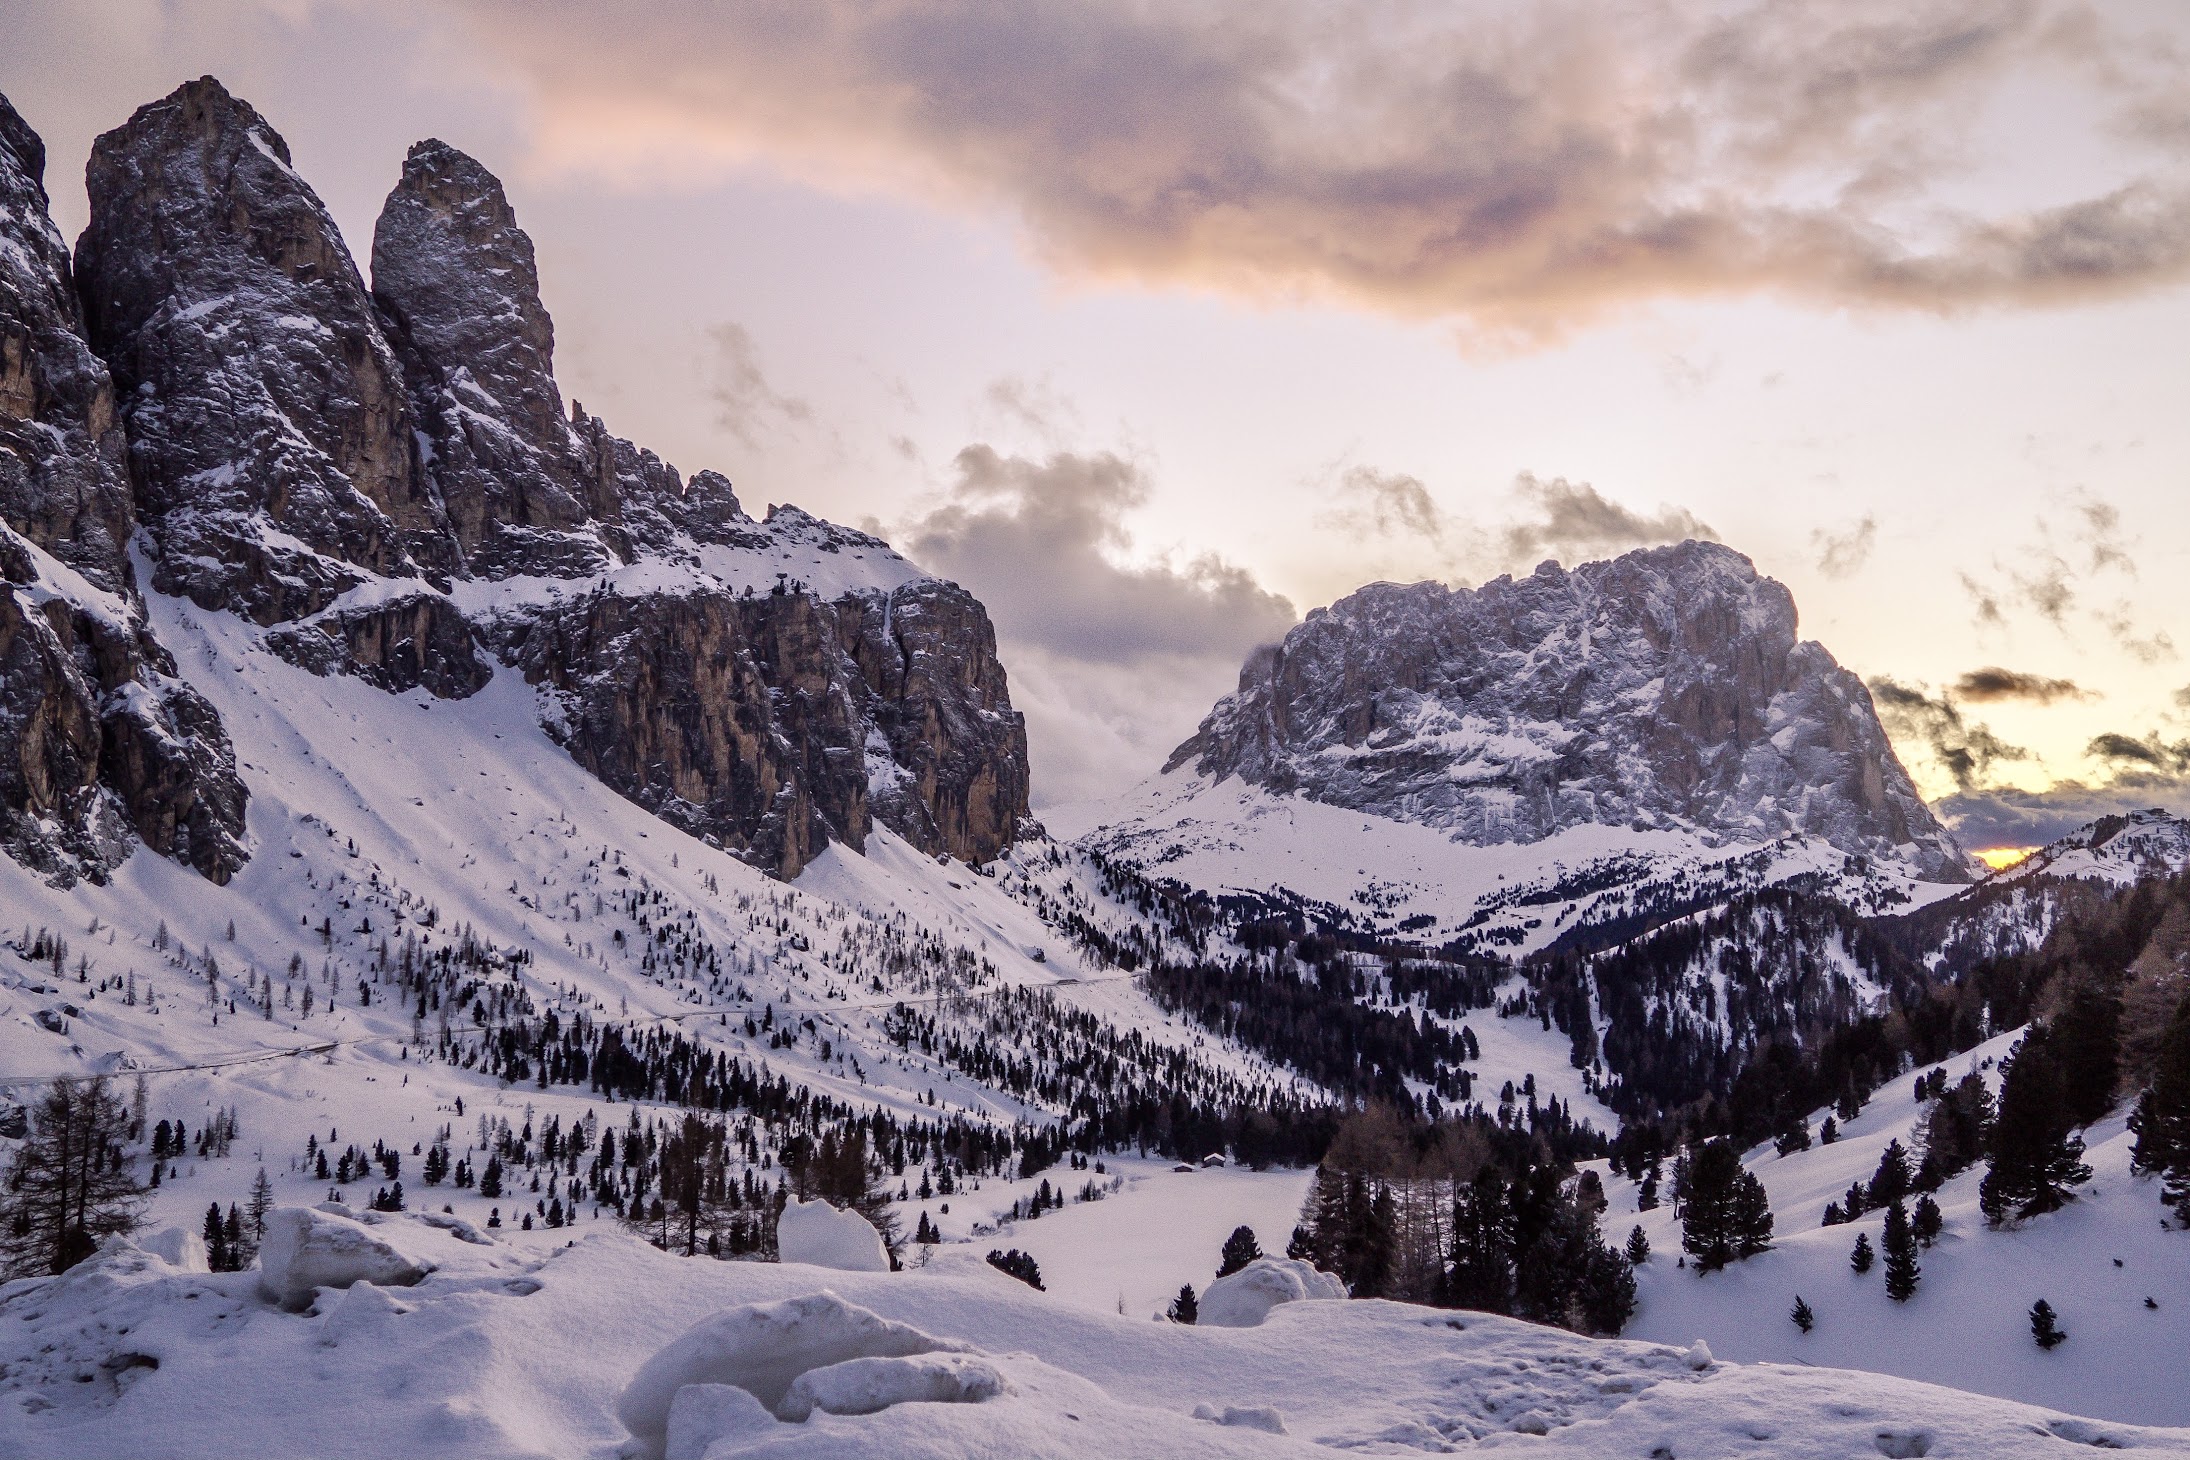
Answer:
1198;1258;1346;1328
776;1198;892;1272
257;1205;434;1308
618;1292;967;1456
5;1230;2188;1458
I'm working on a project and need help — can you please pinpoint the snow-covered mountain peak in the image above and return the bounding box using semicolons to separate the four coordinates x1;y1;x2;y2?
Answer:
1167;540;1968;883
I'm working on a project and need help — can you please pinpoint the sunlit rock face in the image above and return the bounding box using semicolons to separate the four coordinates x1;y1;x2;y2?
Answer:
1171;540;1967;880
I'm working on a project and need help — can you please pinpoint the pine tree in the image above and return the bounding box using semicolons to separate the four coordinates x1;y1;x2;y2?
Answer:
1882;1200;1921;1301
0;1077;148;1279
1791;1295;1815;1334
203;1201;230;1272
2053;978;2123;1129
1624;1225;1650;1266
479;1154;505;1199
1679;1140;1773;1272
1168;1283;1199;1324
2128;995;2190;1222
1982;1031;2093;1224
1866;1139;1913;1209
2030;1298;2067;1350
1911;1193;1943;1246
1446;1167;1514;1311
1217;1224;1263;1279
985;1248;1044;1290
1850;1231;1874;1274
248;1167;275;1249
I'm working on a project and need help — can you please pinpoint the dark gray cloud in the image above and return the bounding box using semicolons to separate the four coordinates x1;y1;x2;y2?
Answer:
900;444;1298;804
704;323;811;448
907;445;1295;665
1949;666;2093;705
1867;676;2032;791
1926;726;2190;847
2086;730;2190;773
1937;781;2190;848
1500;474;1714;565
444;0;2190;336
1812;515;1877;579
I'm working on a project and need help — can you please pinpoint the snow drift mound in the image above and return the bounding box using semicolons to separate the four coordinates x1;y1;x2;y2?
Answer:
617;1292;979;1457
1198;1257;1347;1328
775;1198;892;1273
257;1205;434;1308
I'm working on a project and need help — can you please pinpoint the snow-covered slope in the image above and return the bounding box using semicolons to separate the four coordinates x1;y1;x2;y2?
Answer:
1615;1025;2190;1427
1062;773;1960;959
8;1217;2187;1458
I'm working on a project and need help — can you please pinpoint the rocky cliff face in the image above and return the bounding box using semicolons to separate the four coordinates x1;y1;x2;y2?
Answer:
21;76;1028;883
1170;541;1967;879
0;89;247;885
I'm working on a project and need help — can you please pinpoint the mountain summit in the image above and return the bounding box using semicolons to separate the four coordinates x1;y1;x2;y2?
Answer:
1168;540;1966;880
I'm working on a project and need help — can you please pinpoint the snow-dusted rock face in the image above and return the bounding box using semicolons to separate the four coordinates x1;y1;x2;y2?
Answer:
256;1205;434;1308
1197;1256;1347;1328
13;75;1028;882
77;77;448;622
0;87;247;886
776;1198;892;1273
1170;542;1967;880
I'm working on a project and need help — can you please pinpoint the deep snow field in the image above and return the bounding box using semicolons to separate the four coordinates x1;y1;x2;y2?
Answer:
9;1211;2190;1460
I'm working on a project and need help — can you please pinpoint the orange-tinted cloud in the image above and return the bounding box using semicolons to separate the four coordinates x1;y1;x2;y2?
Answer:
434;0;2190;338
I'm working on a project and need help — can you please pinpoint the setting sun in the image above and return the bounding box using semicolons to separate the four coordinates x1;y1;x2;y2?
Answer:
1975;846;2039;871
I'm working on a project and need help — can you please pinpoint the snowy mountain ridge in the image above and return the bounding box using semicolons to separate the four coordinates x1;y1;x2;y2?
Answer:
1166;542;1970;883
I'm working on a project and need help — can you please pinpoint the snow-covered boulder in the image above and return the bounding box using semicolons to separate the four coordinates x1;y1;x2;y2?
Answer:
776;1351;1011;1422
776;1197;890;1272
139;1224;210;1273
617;1292;968;1457
664;1384;778;1460
256;1205;434;1308
1197;1257;1347;1328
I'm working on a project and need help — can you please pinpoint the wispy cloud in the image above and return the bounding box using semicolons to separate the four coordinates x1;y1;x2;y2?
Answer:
438;0;2190;339
1812;515;1877;579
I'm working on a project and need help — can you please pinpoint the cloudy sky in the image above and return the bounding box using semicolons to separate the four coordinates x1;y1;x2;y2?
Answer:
9;0;2190;846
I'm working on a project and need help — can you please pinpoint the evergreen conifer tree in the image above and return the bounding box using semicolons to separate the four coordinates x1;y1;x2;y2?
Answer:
1168;1283;1199;1324
1791;1295;1815;1333
1882;1200;1920;1301
2030;1298;2067;1349
1850;1231;1874;1274
1624;1225;1650;1266
2128;995;2190;1222
1679;1140;1773;1272
1217;1224;1263;1278
1982;1032;2093;1224
1912;1193;1943;1246
2053;979;2123;1129
1446;1167;1514;1311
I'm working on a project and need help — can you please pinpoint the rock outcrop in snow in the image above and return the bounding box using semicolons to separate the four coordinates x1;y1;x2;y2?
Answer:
1169;542;1967;880
776;1198;892;1273
0;86;247;885
0;77;1028;883
1197;1257;1348;1328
